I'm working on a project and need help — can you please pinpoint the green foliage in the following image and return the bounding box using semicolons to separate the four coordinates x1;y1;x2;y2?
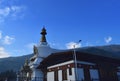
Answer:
0;70;16;81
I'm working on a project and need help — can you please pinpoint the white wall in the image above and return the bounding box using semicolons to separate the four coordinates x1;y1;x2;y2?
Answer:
47;68;76;81
47;72;54;81
90;69;99;79
47;60;97;81
37;44;62;58
67;68;75;81
31;69;43;81
77;68;84;80
58;70;62;81
66;68;84;81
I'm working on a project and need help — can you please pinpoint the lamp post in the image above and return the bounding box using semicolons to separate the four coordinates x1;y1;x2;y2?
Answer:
73;40;81;81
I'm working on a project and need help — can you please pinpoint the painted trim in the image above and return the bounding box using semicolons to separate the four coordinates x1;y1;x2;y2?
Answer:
47;62;98;72
77;61;95;65
48;60;74;69
48;60;96;69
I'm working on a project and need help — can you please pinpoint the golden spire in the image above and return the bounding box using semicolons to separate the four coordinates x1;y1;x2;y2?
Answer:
40;27;47;42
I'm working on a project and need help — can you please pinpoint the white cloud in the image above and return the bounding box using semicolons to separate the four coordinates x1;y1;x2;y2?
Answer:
3;35;15;45
0;5;26;22
0;7;10;16
0;0;26;23
66;42;82;49
0;47;10;58
0;7;10;22
0;31;2;39
11;6;26;18
0;30;15;45
105;36;112;44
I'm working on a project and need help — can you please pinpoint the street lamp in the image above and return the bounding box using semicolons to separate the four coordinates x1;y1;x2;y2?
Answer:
73;40;82;81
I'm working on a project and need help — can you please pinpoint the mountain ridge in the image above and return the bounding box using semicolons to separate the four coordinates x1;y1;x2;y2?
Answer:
0;54;33;73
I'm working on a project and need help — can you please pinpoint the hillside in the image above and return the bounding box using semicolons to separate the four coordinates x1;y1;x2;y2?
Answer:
76;44;120;59
97;44;120;53
0;54;33;73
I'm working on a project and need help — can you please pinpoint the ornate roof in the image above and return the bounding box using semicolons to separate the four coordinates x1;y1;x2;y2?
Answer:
37;46;120;69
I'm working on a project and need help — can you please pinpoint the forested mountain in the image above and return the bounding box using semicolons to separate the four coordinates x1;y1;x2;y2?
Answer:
0;54;33;73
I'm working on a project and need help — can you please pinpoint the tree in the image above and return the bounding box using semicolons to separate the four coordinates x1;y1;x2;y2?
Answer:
0;70;17;81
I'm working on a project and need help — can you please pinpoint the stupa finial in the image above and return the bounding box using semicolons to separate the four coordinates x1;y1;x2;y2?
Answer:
40;27;47;42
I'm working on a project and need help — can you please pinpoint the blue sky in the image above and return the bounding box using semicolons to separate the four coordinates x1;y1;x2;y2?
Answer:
0;0;120;58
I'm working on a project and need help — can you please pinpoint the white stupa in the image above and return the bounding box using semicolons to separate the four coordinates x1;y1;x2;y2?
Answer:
29;27;61;81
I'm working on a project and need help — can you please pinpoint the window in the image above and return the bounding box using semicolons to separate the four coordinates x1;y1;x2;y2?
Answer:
69;68;72;75
62;69;67;80
54;70;58;81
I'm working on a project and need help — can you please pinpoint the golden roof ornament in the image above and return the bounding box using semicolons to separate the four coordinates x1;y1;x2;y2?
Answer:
40;27;47;42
